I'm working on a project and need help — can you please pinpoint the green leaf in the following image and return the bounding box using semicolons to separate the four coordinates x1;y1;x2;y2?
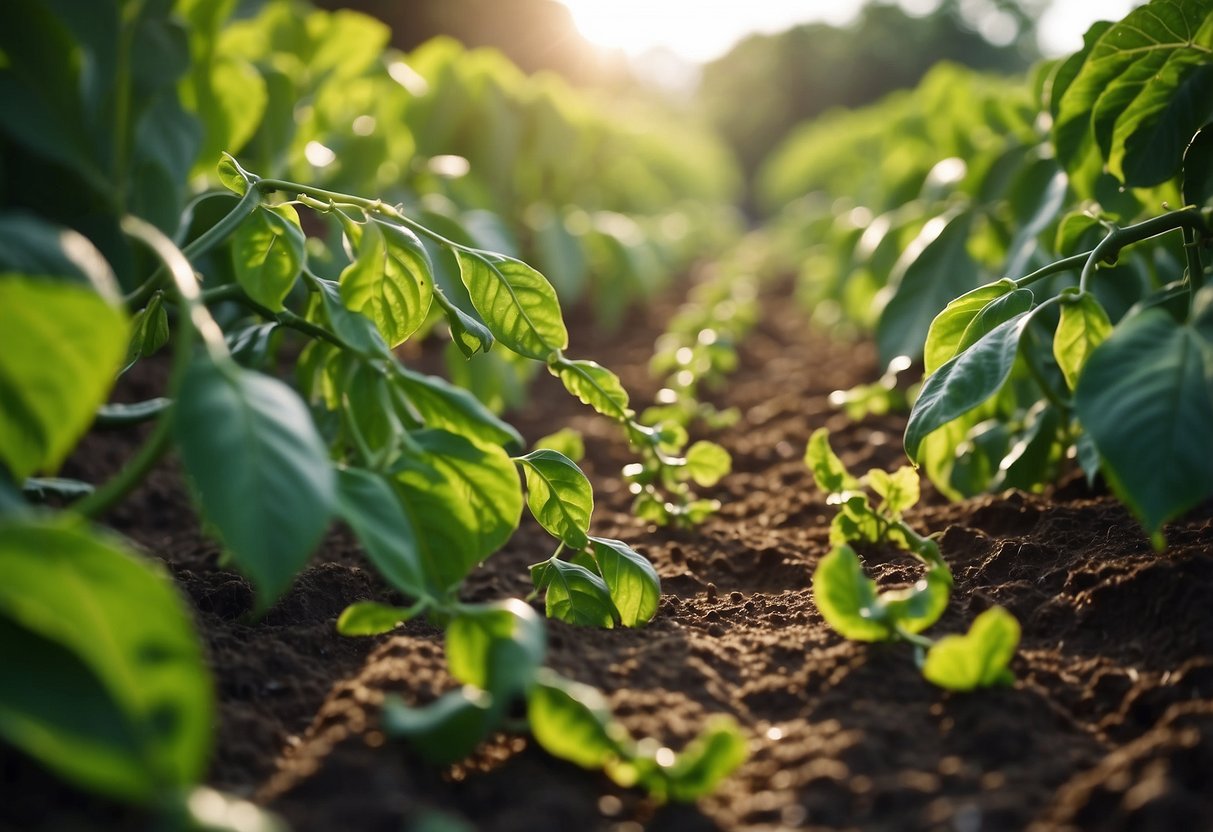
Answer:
1183;124;1213;208
588;537;660;628
1055;0;1213;187
0;519;211;802
515;449;593;549
231;204;304;312
660;718;748;802
446;599;545;700
176;360;335;607
877;210;982;364
543;559;617;628
435;287;495;357
0;277;128;480
922;607;1019;691
923;280;1017;376
335;467;429;600
0;215;120;299
310;277;391;358
803;428;858;495
1054;292;1113;391
391;429;522;591
189;57;267;177
528;671;622;770
811;545;892;642
382;688;494;765
1075;309;1213;536
456;250;568;360
829;494;883;547
216;152;252;195
955;288;1035;357
905;309;1035;462
124;292;170;372
684;441;731;488
339;217;435;348
867;466;919;517
533;427;585;462
553;359;632;422
880;565;951;635
336;601;420;636
394;367;524;453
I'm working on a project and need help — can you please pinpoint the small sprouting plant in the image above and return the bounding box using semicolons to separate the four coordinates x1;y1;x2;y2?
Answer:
805;429;1019;691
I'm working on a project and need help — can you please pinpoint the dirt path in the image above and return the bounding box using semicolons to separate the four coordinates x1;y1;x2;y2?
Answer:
5;278;1213;832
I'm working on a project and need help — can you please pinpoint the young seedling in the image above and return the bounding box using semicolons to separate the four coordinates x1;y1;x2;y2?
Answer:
806;428;1019;691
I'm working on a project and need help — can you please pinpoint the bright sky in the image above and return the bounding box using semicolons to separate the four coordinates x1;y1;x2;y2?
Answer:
558;0;1144;63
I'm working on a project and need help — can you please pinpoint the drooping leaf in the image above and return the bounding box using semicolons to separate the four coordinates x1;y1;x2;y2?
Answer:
391;429;522;591
811;545;891;642
683;441;731;488
394;366;524;453
1075;309;1213;537
335;467;429;600
542;559;617;628
905;309;1035;462
923;280;1017;376
123;292;170;372
456;250;567;360
553;359;632;422
955;288;1035;356
588;537;660;627
231;204;304;312
1054;291;1113;390
515;449;593;549
0;277;128;480
0;520;211;802
340;217;434;348
176;359;335;607
922;607;1019;691
528;671;621;771
446;599;545;701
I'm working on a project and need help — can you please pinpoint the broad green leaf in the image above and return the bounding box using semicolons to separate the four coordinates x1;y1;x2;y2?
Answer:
922;607;1019;691
588;537;660;627
310;278;391;358
543;559;617;628
553;358;632;422
231;204;304;312
880;565;951;635
684;441;731;488
382;688;494;765
905;310;1034;462
877;210;982;364
1183;125;1213;208
955;289;1035;356
123;292;170;372
391;429;522;591
335;467;429;600
0;277;128;480
804;428;858;495
188;57;267;178
515;450;593;549
176;360;335;607
1054;292;1113;390
528;671;621;770
0;215;119;299
1055;0;1213;187
660;718;748;802
1054;209;1105;255
829;494;883;547
923;281;1016;376
340;218;434;348
336;601;420;636
216;153;251;195
0;520;210;802
811;545;891;642
394;366;524;453
533;427;585;462
867;466;919;517
446;599;545;700
1075;309;1213;536
456;250;568;360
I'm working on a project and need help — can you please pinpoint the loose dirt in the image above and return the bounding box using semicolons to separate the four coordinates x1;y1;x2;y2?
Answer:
5;276;1212;832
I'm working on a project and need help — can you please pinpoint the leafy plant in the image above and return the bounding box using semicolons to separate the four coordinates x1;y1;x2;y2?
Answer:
806;429;1018;691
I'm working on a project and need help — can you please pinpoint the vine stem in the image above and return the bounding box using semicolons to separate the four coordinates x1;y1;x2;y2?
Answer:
1078;210;1208;293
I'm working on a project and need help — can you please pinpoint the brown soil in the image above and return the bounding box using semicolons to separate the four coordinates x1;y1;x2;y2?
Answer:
4;277;1213;832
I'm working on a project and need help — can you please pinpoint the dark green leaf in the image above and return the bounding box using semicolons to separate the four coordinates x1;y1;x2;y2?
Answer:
0;277;128;480
543;559;617;628
1075;309;1213;536
923;280;1016;376
588;537;660;627
955;288;1035;356
335;467;429;600
516;450;593;549
922;607;1019;691
176;360;335;607
1183;124;1213;208
0;214;119;299
446;599;545;700
394;367;524;453
124;292;170;372
231;205;304;312
456;250;568;360
0;519;211;802
382;689;494;765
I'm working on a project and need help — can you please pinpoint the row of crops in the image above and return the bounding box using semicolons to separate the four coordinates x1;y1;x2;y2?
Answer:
2;0;1213;827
